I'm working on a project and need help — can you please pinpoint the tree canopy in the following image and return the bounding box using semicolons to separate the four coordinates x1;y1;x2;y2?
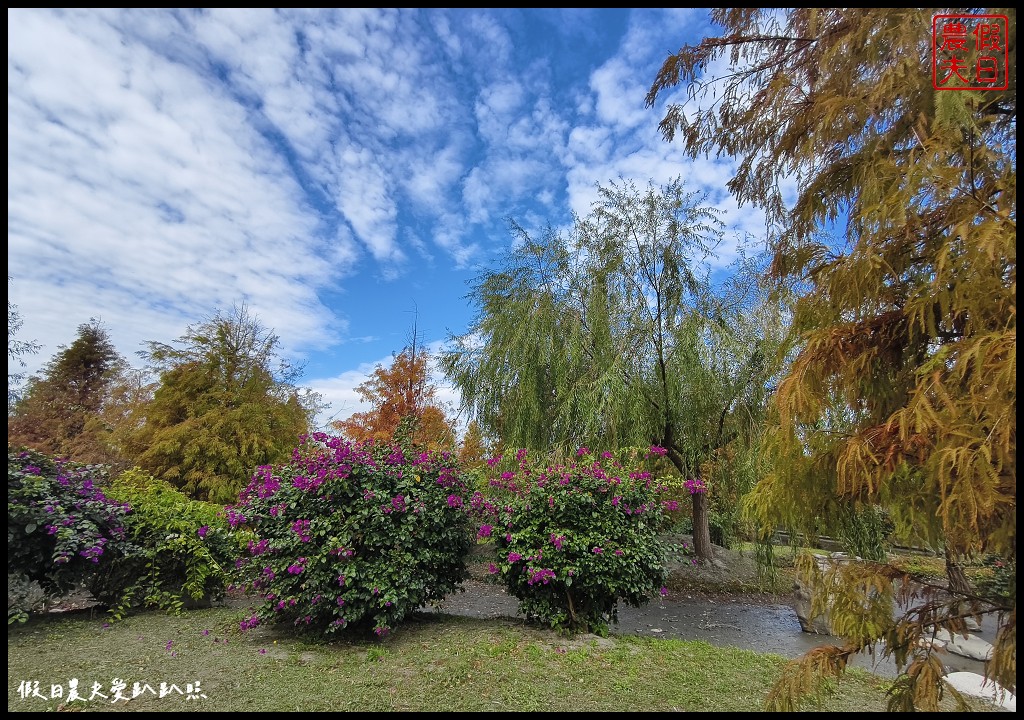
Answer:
8;296;41;408
128;304;320;503
647;8;1015;711
441;178;785;561
8;319;127;464
331;343;456;452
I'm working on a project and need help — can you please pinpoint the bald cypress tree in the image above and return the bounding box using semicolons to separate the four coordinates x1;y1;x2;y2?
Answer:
129;304;320;503
8;319;125;463
646;8;1015;710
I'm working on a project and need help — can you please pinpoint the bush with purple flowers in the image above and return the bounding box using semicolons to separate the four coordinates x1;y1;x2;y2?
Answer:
473;447;670;635
233;433;472;638
7;446;134;614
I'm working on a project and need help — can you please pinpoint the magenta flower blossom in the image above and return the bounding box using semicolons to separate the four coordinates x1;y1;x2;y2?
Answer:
659;586;669;597
488;563;499;575
527;568;557;585
648;446;668;457
684;477;706;494
592;547;603;554
197;525;209;539
576;447;590;456
486;455;503;467
508;551;522;563
477;524;493;538
291;519;311;542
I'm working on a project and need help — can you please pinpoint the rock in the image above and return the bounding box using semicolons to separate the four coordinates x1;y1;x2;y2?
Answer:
943;672;1016;711
945;634;994;662
791;579;831;635
930;628;994;660
791;554;837;635
964;617;981;632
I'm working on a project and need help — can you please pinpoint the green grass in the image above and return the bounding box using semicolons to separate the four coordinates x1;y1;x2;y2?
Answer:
7;606;1001;712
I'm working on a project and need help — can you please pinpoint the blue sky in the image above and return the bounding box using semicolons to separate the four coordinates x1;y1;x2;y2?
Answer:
8;8;770;432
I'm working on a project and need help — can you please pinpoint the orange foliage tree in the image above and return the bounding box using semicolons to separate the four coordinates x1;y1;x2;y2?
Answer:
331;346;456;452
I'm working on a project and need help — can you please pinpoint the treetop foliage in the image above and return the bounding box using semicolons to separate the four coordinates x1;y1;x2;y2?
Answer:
647;7;1015;710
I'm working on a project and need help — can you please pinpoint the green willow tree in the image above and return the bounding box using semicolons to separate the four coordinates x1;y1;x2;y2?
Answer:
8;319;127;464
646;8;1015;711
128;304;321;503
441;178;783;562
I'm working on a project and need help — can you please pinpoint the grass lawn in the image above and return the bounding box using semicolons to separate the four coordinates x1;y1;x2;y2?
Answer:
7;604;1001;712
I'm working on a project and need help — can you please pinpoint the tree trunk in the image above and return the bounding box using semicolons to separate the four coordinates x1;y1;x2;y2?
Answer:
944;546;972;598
692;484;714;562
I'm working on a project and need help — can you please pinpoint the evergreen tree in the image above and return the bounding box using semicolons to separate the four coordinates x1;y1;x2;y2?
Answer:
646;8;1015;710
8;319;125;462
129;304;320;503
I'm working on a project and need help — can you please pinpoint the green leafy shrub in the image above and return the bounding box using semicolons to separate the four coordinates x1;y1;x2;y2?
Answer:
975;554;1015;609
88;469;243;618
233;433;473;638
7;446;133;598
473;447;671;636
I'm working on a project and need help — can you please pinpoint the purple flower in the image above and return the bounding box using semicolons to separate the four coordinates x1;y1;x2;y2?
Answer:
508;552;522;563
648;446;668;457
576;447;590;457
659;586;669;597
592;547;603;554
684;477;706;495
488;563;499;575
197;525;209;539
477;524;493;539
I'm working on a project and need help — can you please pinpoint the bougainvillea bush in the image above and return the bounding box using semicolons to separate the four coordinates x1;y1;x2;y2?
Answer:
89;469;243;618
233;433;473;638
473;447;674;636
7;446;133;619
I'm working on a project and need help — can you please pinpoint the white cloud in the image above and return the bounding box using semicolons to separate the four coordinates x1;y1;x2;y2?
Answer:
9;7;764;405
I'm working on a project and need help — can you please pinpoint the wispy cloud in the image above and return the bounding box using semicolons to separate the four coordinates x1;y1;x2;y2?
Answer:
8;8;762;417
